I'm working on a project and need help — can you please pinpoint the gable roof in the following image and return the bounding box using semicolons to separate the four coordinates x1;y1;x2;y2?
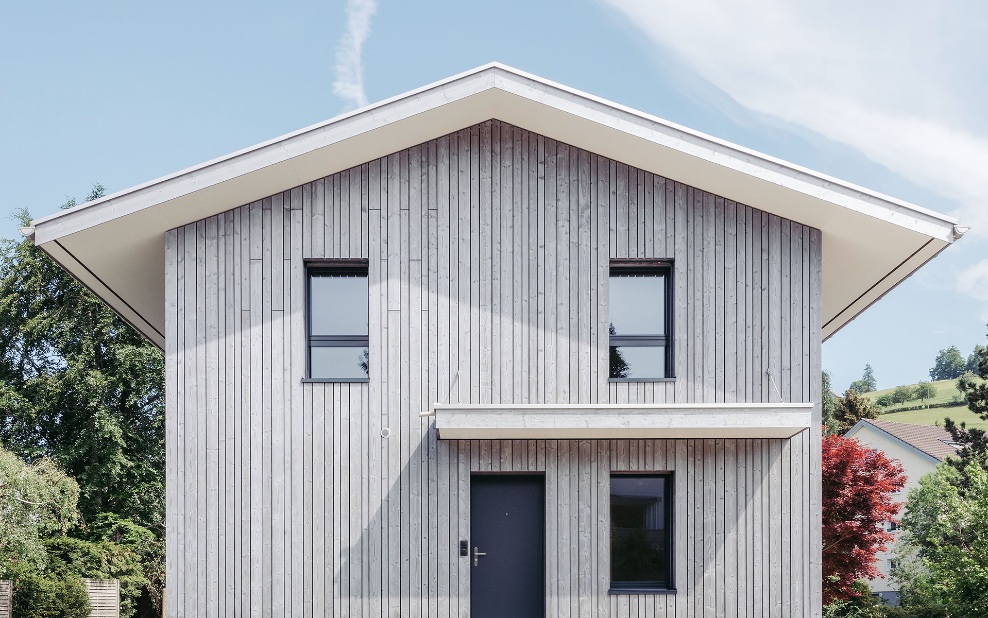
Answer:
847;418;958;462
28;63;962;348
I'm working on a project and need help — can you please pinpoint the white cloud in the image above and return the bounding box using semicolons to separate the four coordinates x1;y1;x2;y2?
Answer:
600;0;988;310
600;0;988;229
334;0;378;110
957;259;988;321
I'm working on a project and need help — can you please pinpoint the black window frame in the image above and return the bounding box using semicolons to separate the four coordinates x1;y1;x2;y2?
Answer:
608;472;675;594
305;259;370;382
608;259;674;381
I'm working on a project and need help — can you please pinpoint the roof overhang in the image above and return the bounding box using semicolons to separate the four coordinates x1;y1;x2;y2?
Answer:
30;63;961;348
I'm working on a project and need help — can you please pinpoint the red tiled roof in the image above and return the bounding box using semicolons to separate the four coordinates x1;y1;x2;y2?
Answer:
864;419;959;462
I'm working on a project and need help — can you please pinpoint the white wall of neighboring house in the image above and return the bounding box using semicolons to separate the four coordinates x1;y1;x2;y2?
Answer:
845;422;941;603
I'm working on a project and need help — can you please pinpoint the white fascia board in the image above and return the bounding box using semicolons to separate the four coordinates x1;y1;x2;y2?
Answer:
34;63;956;243
32;65;502;243
488;67;956;241
434;402;813;440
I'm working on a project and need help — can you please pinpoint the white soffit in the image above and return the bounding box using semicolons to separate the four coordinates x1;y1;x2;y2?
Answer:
30;63;961;348
433;403;814;440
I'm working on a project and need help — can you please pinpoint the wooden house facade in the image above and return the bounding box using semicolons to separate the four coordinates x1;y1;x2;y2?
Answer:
29;65;962;618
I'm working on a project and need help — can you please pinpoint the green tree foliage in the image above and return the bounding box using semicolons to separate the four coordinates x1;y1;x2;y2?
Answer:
822;371;840;435
874;394;893;408
833;390;879;434
929;345;966;381
848;364;878;394
10;569;89;618
913;381;936;404
90;513;165;610
0;194;165;529
44;535;147;617
0;188;166;616
822;580;889;617
894;461;988;616
822;434;905;604
0;445;79;571
946;338;988;470
890;385;915;405
967;350;980;373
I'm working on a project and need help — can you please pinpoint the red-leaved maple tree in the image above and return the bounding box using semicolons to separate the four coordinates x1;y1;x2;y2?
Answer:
821;433;906;604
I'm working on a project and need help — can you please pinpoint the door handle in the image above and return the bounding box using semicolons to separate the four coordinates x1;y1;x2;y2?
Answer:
473;546;487;567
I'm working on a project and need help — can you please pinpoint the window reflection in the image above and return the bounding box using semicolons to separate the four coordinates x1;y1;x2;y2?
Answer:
310;346;369;380
609;344;665;379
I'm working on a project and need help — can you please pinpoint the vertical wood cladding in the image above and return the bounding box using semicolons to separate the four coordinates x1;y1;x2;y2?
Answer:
165;120;823;617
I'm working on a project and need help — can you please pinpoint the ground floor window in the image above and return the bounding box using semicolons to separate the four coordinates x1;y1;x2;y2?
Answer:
610;474;673;592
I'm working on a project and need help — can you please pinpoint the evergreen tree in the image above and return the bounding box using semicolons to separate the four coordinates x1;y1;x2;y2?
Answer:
832;389;879;434
847;364;877;394
946;338;988;470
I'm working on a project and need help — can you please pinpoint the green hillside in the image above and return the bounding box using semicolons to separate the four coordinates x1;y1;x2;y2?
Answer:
877;406;988;430
859;378;988;430
862;379;961;409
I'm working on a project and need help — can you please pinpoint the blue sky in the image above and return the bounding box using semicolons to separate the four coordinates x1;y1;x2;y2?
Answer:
2;0;986;391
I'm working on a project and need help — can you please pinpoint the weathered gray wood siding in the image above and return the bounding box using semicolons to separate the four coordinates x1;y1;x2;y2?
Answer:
165;120;822;617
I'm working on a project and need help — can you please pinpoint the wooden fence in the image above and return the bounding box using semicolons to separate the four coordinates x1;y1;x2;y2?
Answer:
0;580;10;618
84;579;120;618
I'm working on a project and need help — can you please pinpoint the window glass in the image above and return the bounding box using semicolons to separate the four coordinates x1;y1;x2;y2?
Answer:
310;275;369;336
609;346;665;379
308;264;369;380
609;263;671;380
609;275;665;336
310;346;369;380
611;475;671;589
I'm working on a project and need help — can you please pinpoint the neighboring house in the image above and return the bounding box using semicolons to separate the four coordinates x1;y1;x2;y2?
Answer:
27;64;962;617
844;419;958;605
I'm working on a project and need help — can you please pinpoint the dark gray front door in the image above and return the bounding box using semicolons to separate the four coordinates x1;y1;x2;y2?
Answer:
470;474;545;618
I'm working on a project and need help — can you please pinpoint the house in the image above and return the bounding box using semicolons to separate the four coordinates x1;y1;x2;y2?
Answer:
27;64;962;617
844;418;958;604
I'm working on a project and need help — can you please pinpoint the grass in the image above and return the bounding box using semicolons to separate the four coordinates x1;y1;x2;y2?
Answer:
858;378;988;430
862;379;962;409
876;406;988;430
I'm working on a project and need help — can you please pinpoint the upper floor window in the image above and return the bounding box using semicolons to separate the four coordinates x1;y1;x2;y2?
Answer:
609;260;673;380
307;261;369;381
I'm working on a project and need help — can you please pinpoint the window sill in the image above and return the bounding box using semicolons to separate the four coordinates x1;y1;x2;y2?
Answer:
608;377;676;383
301;378;370;384
608;588;677;595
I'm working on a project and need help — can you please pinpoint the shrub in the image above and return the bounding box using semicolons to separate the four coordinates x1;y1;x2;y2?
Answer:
44;535;147;618
875;394;894;407
12;570;89;618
